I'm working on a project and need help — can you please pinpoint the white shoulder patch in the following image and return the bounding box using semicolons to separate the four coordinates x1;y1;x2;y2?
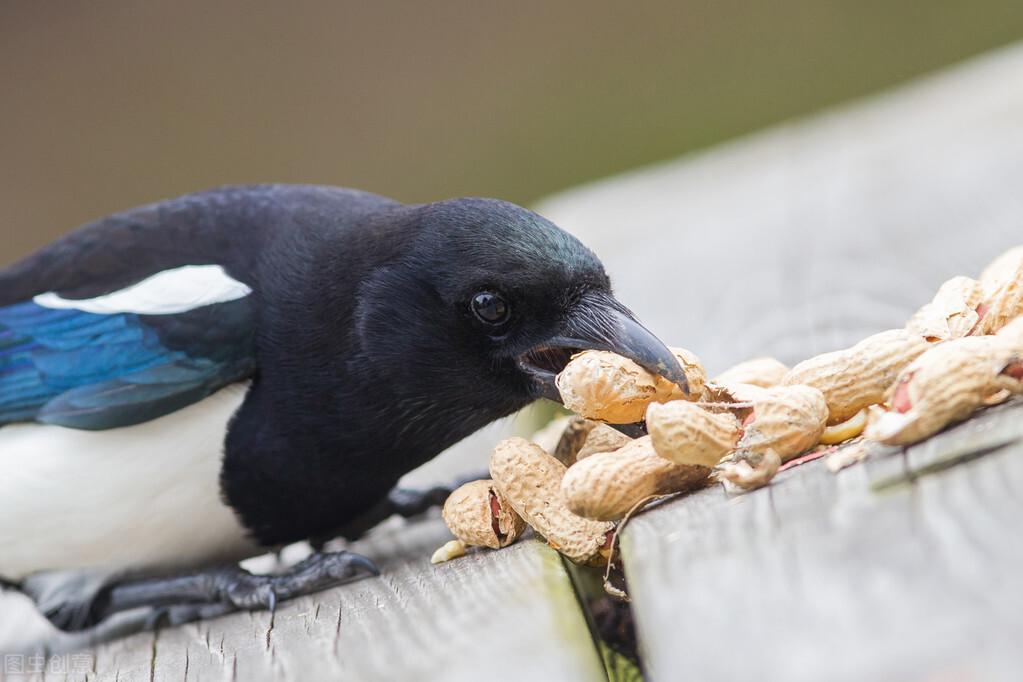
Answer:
33;264;252;315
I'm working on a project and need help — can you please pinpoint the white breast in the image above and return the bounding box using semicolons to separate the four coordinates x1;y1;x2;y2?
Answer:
0;384;261;581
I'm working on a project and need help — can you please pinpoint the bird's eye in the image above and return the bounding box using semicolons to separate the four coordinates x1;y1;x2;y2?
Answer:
470;291;510;326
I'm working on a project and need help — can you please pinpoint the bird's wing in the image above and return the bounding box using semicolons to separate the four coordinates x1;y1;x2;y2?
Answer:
0;264;256;429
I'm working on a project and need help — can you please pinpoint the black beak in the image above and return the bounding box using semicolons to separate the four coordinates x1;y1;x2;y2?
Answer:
517;291;689;405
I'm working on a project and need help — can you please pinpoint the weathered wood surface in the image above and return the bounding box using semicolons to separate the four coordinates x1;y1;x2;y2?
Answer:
1;520;605;682
539;43;1023;682
0;419;605;682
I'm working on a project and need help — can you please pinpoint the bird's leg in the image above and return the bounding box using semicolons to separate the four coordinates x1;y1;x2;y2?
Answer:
34;551;378;632
323;469;489;545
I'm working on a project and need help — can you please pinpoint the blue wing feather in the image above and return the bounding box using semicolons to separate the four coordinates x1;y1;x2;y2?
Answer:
0;300;254;429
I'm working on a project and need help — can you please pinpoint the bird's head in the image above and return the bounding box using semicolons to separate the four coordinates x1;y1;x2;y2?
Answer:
355;198;687;434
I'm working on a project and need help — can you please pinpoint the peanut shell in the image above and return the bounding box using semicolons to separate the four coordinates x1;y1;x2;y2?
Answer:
865;336;1022;445
576;424;632;460
782;329;930;424
659;347;708;401
556;351;669;423
489;438;613;563
647;400;740;467
540;416;598;466
717;449;781;491
906;276;983;342
738;384;828;462
975;246;1023;335
560;436;710;521
714;357;789;388
441;479;526;549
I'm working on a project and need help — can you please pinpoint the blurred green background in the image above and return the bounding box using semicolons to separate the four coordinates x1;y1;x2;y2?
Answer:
2;1;1022;264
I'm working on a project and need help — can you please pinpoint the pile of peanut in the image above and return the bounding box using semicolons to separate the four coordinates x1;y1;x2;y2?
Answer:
434;246;1023;566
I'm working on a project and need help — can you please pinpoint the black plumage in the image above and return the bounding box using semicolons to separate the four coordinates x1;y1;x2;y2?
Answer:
1;184;686;627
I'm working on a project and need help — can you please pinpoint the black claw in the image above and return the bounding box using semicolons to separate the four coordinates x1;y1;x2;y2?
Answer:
347;554;381;577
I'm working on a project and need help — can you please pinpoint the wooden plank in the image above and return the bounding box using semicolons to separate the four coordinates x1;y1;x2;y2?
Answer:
1;519;604;682
0;422;604;681
621;403;1023;682
534;43;1023;682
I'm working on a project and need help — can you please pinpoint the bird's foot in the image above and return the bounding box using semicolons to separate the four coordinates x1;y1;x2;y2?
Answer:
30;551;379;632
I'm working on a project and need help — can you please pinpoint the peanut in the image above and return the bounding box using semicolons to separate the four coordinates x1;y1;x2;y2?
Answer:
646;400;740;467
555;347;705;423
441;479;526;549
974;245;1023;335
737;384;828;461
560;436;710;521
906;276;983;342
714;357;789;388
818;409;867;445
431;540;467;564
576;423;632;460
865;335;1023;445
782;329;930;424
489;438;613;563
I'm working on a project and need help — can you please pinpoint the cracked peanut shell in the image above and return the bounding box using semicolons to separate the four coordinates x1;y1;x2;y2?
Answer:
974;246;1023;335
906;276;983;342
865;335;1023;445
442;479;526;549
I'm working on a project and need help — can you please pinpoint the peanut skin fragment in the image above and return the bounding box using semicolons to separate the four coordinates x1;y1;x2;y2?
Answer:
865;335;1023;445
441;479;526;549
714;357;790;388
646;400;740;467
489;438;613;563
560;436;710;521
782;329;930;424
738;384;828;462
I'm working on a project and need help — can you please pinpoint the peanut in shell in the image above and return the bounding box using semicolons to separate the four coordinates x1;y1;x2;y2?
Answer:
714;357;789;388
560;436;710;521
555;347;705;424
782;329;930;424
489;438;613;563
737;384;828;462
646;400;740;467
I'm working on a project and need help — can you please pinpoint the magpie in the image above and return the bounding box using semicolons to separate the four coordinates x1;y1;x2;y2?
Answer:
0;184;687;631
